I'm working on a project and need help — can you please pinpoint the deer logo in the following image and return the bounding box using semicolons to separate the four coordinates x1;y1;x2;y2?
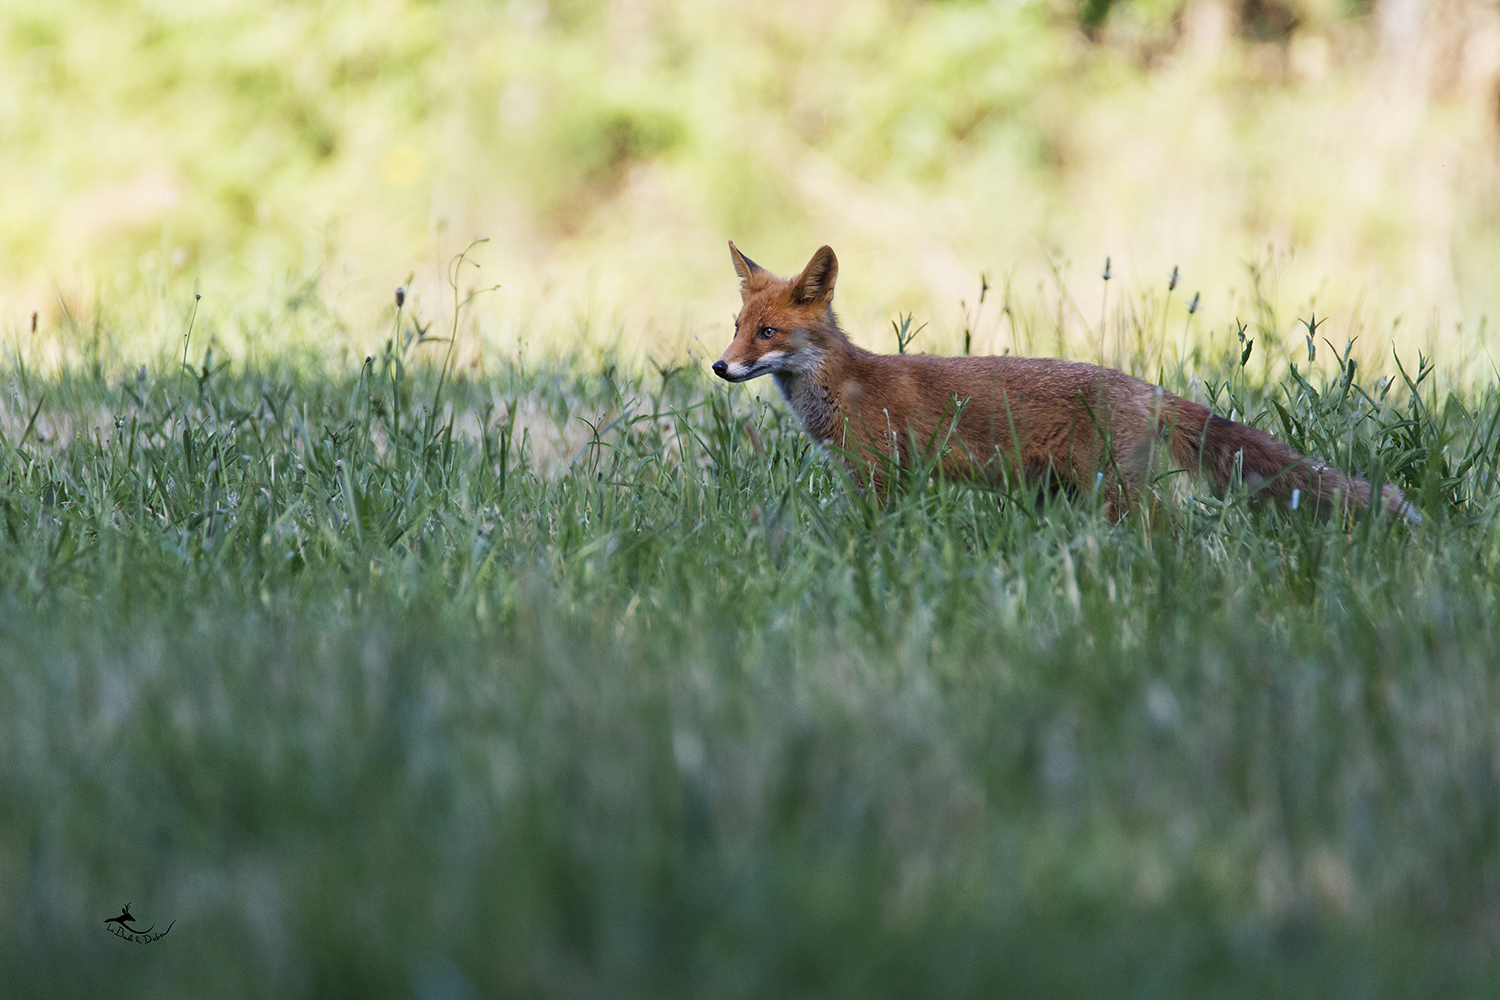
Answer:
104;902;139;930
104;901;174;943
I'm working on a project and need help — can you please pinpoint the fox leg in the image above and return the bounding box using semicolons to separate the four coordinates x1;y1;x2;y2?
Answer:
1098;470;1144;522
1048;441;1138;520
1085;408;1162;522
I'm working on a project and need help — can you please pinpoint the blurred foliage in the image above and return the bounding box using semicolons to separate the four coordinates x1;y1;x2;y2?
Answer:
4;0;1500;365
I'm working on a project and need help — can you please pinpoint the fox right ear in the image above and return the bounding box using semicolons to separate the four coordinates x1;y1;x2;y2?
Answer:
789;245;838;306
729;241;770;296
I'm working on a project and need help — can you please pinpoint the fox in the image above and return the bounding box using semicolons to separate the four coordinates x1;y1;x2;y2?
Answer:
712;242;1419;524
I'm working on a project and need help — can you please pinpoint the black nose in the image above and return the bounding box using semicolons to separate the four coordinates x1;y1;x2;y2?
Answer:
712;360;728;378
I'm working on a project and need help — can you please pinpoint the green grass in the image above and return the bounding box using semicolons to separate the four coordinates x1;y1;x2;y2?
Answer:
6;298;1500;998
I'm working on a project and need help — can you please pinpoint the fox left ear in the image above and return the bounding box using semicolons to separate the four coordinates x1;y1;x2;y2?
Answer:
790;245;838;306
729;241;771;297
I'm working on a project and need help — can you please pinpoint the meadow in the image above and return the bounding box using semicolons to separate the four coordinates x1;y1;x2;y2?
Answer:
5;274;1500;997
10;0;1500;994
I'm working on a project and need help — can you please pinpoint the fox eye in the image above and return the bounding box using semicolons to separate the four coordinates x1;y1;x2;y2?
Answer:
758;327;777;340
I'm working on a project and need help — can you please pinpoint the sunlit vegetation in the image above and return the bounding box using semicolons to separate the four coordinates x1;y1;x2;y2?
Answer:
8;1;1500;994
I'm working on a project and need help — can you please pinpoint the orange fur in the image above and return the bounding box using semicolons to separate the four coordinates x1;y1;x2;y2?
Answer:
712;243;1418;523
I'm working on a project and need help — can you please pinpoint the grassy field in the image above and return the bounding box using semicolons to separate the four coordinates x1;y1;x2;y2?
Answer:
5;278;1500;997
10;0;1500;995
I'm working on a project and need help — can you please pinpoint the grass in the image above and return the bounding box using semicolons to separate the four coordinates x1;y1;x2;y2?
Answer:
5;283;1500;997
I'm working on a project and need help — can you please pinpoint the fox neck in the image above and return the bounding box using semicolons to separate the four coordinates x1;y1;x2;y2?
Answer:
771;329;853;445
772;359;832;440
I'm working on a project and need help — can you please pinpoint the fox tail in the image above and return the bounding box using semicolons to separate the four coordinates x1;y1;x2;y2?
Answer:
1165;397;1420;524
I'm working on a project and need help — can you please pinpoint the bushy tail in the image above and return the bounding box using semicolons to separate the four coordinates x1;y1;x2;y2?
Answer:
1165;397;1420;524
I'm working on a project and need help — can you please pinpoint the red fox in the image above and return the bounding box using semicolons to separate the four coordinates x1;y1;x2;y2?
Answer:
712;243;1419;523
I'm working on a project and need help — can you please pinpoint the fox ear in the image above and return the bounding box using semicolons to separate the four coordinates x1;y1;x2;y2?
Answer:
729;241;770;296
790;245;838;306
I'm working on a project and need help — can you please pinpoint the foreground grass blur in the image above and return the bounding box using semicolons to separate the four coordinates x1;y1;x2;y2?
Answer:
5;286;1500;996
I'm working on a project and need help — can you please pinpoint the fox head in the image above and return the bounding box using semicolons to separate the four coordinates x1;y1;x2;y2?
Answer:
712;243;843;383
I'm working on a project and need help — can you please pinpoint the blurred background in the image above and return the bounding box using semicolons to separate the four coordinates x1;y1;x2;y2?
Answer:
3;0;1500;371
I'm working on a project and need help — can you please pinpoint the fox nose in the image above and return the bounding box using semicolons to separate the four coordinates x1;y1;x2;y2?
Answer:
711;360;728;379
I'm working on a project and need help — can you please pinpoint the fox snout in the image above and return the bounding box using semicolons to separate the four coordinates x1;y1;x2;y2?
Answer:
713;352;771;382
713;353;782;382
